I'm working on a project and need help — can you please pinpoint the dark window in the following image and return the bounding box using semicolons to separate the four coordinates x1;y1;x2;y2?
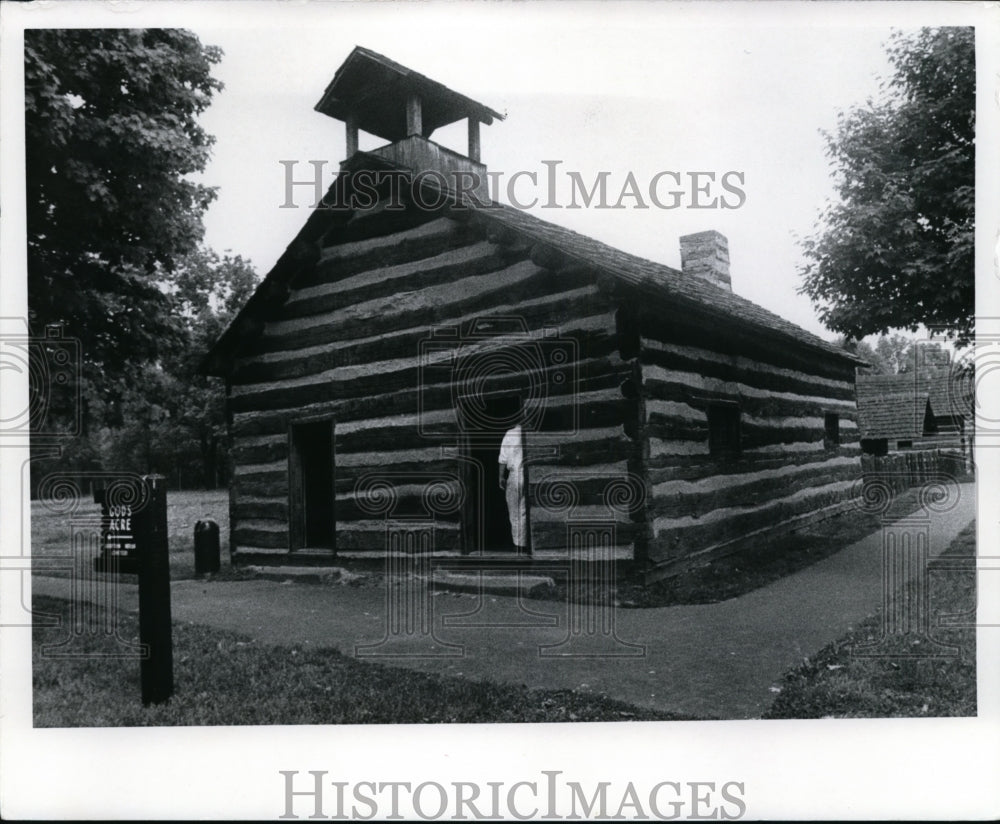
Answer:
897;440;913;450
707;403;741;459
824;413;840;449
861;438;888;456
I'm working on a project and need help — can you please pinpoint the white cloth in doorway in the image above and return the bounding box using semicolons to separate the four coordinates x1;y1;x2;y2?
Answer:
498;424;527;548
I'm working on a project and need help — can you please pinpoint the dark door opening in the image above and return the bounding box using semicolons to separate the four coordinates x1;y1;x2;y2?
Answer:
289;420;335;550
461;393;524;553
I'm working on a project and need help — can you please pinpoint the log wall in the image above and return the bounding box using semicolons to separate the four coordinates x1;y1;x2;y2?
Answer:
226;209;639;562
636;320;862;576
222;194;864;575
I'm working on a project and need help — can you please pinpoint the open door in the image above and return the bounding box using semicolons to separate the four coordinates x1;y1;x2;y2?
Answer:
289;419;335;550
459;393;528;554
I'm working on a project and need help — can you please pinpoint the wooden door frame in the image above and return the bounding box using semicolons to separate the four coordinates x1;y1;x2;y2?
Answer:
287;415;336;552
455;389;531;555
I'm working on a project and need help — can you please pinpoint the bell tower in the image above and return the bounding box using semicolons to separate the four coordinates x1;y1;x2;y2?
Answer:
315;46;504;202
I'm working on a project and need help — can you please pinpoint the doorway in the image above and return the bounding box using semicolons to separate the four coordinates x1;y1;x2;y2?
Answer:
289;419;335;550
460;393;525;553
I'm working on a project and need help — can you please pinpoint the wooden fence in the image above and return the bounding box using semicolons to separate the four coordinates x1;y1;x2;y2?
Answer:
860;449;971;494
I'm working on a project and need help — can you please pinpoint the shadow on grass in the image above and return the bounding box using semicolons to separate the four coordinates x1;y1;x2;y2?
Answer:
32;594;701;727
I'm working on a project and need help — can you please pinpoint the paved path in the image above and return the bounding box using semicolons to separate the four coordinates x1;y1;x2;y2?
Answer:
32;483;975;719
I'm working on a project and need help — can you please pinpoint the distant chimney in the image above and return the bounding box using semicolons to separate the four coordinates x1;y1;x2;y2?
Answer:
679;230;731;292
314;46;504;203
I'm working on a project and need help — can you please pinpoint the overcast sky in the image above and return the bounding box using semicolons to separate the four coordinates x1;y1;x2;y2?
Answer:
186;5;911;340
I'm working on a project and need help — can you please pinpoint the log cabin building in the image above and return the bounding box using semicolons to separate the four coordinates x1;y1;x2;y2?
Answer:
856;371;972;457
202;47;866;581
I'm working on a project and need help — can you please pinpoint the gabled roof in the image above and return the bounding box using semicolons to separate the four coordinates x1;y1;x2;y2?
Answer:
314;46;505;141
856;389;929;440
856;372;966;422
466;198;859;365
202;160;864;376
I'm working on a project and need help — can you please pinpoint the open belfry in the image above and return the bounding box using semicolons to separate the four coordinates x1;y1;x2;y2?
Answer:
203;46;864;581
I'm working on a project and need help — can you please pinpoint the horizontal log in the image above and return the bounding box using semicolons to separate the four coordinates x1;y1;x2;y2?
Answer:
742;439;829;456
531;519;636;550
327;201;447;246
243;281;608;357
336;445;460;469
233;476;288;499
648;453;860;486
642;364;857;415
534;545;635;562
640;338;856;401
643;377;859;423
334;520;460;553
230;352;627;435
645;441;862;476
645;499;856;580
335;480;463;522
335;417;456;454
649;479;856;559
233;546;290;558
529;503;632;525
231;329;620;413
648;458;860;520
637;309;857;383
233;521;289;549
283;240;508;319
232;308;618;386
528;474;646;520
262;260;552;349
232;460;287;499
644;418;709;444
314;217;472;282
547;426;633;466
233;498;289;521
233;459;286;479
231;435;289;465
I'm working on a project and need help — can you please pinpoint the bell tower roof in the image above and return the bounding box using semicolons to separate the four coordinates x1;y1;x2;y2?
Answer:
314;46;504;143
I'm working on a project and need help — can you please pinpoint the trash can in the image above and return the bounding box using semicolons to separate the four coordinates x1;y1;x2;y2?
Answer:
194;519;220;574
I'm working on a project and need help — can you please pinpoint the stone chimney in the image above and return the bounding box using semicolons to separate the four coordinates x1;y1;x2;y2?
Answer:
314;46;504;203
679;230;731;292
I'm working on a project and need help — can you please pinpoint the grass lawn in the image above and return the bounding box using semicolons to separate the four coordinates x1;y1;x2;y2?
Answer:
31;594;694;726
763;521;977;719
32;488;231;581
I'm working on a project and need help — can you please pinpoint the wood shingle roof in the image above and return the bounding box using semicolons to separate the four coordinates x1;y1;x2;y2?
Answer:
202;161;864;375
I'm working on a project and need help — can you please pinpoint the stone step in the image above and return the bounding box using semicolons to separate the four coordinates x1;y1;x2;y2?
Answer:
240;564;557;597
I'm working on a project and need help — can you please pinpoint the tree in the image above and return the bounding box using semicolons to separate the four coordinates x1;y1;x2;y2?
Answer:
24;29;223;379
799;27;974;346
833;335;885;373
834;332;951;375
873;333;915;375
91;249;258;487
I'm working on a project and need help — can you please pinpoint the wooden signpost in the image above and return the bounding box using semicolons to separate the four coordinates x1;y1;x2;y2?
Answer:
93;474;174;706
